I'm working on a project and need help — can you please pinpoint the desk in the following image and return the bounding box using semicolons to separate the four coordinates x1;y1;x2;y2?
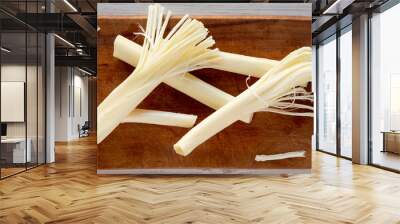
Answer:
382;131;400;154
1;138;31;163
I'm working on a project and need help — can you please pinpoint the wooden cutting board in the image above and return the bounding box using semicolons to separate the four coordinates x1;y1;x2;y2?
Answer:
97;14;312;173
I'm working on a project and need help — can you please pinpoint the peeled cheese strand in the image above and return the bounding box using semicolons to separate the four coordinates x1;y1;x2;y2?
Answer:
123;109;197;128
255;151;306;161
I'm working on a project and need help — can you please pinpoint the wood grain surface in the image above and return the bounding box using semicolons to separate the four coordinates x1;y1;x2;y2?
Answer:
2;136;400;223
97;15;312;170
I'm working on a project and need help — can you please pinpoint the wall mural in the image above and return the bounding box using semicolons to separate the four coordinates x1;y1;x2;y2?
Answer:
97;3;313;174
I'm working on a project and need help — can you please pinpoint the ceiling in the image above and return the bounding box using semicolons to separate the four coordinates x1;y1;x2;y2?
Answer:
0;0;390;74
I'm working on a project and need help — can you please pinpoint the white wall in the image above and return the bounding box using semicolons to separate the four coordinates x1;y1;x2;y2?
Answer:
1;65;26;141
1;63;46;163
1;65;37;138
55;66;69;141
54;67;89;141
72;74;89;138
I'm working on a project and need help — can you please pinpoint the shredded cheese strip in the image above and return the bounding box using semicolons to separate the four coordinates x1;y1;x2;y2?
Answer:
255;151;306;161
97;4;219;143
213;51;277;78
174;47;313;156
123;109;197;128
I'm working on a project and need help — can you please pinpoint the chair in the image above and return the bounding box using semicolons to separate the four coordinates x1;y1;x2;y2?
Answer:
79;121;90;138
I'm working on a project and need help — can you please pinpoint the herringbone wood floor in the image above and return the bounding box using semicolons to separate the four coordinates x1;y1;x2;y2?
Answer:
1;136;400;224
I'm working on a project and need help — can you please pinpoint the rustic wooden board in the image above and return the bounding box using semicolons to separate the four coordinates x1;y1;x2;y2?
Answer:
97;15;312;171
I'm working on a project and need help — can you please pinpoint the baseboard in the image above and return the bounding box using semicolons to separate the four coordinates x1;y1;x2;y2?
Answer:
97;168;311;175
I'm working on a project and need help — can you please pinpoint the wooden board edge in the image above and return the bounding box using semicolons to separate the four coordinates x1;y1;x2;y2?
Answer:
97;168;311;175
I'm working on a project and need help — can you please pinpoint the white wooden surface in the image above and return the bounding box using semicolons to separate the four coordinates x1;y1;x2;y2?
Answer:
1;82;25;122
98;3;311;17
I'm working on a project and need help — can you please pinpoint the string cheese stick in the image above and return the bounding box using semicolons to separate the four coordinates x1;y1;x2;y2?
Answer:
123;109;197;128
255;151;306;161
114;35;277;78
213;52;277;78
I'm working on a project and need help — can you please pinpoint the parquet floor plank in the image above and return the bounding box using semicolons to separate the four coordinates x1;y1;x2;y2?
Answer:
1;135;400;223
